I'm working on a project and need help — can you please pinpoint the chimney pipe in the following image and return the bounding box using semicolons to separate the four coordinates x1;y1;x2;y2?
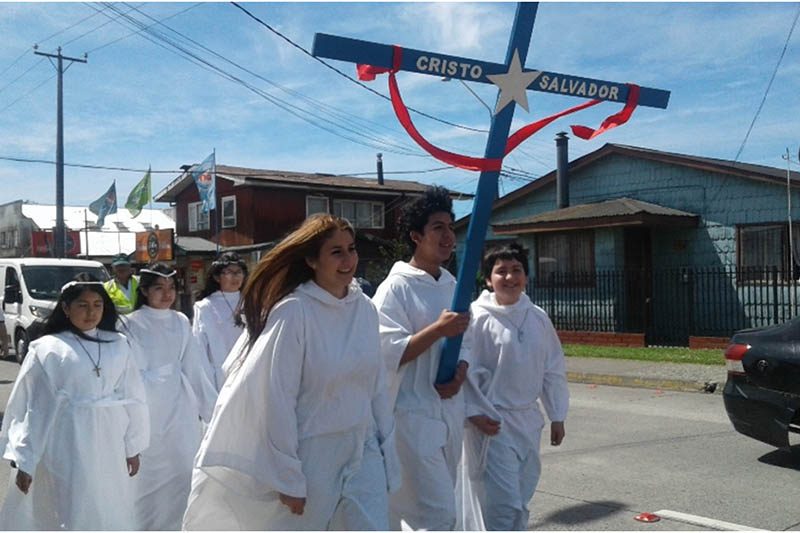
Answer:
376;153;384;185
556;132;569;209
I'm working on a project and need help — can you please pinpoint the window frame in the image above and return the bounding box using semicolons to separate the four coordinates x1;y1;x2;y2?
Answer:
534;230;595;287
221;195;237;229
332;199;385;229
736;222;799;283
188;201;210;232
306;195;329;217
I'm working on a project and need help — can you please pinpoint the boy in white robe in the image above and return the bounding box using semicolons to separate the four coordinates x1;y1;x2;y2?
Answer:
0;277;149;530
373;186;471;531
462;242;569;530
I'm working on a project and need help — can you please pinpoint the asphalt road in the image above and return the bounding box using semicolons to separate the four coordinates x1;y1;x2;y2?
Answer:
532;383;800;531
0;358;797;530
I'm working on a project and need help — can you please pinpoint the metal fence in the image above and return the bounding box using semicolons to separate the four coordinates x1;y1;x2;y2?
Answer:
527;266;800;346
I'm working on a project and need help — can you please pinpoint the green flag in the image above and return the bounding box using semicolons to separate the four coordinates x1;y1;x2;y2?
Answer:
125;168;151;218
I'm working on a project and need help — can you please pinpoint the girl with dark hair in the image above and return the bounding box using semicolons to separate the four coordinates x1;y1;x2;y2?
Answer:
461;242;569;530
122;263;218;530
0;274;149;530
193;252;248;390
183;214;399;531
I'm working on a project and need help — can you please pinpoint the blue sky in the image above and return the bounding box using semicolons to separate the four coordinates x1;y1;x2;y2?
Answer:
0;2;799;219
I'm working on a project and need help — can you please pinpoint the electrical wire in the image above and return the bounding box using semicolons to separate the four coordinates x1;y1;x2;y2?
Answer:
230;2;489;135
0;73;56;114
86;3;202;54
734;3;800;163
0;154;179;173
93;2;426;157
118;2;424;156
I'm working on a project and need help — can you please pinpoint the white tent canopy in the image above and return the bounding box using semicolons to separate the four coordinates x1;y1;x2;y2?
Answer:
21;204;176;257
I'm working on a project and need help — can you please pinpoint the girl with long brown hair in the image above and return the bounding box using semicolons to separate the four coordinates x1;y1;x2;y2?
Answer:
183;214;399;531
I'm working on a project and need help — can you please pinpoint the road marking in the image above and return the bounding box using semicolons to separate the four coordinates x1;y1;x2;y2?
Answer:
654;510;766;531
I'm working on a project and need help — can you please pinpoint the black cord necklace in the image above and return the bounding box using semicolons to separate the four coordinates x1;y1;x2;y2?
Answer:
220;292;243;328
74;334;102;377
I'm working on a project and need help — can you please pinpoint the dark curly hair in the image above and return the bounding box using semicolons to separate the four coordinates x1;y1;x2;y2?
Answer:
482;241;530;281
198;252;248;300
398;185;454;253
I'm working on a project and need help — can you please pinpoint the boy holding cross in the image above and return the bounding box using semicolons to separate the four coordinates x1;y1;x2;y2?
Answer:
373;186;471;531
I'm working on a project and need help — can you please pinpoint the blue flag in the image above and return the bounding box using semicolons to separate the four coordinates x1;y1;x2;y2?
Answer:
191;152;216;213
89;181;118;227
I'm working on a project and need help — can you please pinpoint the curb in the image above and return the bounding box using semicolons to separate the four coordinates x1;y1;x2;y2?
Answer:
567;371;721;394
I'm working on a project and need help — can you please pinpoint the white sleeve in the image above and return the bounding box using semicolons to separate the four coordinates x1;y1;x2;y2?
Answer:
179;315;218;422
192;303;216;386
0;347;60;474
117;344;150;457
366;304;401;493
462;318;501;421
194;299;307;498
538;313;569;422
372;282;413;372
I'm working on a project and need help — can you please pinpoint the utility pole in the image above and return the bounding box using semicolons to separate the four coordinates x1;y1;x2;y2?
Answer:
783;147;797;317
34;46;87;258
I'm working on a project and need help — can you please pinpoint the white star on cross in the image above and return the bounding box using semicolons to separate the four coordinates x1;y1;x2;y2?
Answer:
486;49;541;114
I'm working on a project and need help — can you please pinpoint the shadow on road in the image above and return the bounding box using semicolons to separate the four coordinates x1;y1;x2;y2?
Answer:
757;446;800;471
538;500;627;526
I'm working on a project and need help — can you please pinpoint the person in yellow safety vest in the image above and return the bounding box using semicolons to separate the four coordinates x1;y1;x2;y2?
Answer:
104;254;139;314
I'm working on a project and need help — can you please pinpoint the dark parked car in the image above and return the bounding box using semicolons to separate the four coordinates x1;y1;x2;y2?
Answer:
723;317;800;452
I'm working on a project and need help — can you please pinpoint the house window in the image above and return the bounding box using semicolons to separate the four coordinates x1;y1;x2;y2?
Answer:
221;196;237;228
536;230;594;286
306;196;329;217
10;229;17;247
333;199;384;229
188;201;210;232
0;232;6;248
737;224;800;281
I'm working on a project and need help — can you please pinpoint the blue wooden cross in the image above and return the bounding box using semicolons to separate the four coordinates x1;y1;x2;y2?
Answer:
312;3;670;383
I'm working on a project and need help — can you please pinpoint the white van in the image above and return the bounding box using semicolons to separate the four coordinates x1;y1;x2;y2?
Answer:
0;258;110;362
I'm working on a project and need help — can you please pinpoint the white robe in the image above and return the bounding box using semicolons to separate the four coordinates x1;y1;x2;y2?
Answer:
372;261;470;531
183;280;400;531
122;306;218;530
193;291;245;390
461;290;570;531
0;330;149;531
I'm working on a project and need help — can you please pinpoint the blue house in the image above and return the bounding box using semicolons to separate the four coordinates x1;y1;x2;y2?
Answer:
455;140;800;347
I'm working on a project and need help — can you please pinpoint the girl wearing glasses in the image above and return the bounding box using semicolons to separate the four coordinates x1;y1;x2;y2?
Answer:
193;252;248;391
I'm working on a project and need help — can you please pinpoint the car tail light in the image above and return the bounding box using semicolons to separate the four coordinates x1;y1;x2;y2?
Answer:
724;343;749;375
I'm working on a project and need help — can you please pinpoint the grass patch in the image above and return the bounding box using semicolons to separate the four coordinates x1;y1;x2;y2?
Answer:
563;343;725;366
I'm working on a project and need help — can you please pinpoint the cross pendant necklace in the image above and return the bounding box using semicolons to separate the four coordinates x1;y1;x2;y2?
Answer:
74;335;102;377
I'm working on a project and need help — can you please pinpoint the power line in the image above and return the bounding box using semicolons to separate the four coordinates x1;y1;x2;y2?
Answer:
93;2;426;157
229;2;488;135
734;3;800;162
0;57;46;96
86;3;202;54
36;4;112;46
0;154;179;173
118;2;424;156
0;73;56;114
61;3;147;48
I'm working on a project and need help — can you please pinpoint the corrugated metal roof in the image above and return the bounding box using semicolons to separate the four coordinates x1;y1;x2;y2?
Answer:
155;164;467;203
495;197;698;226
21;204;176;257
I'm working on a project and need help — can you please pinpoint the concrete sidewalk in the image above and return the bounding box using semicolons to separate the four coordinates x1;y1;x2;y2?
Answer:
566;356;728;394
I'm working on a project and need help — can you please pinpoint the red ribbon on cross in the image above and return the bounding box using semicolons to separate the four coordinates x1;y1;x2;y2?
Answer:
357;45;640;172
